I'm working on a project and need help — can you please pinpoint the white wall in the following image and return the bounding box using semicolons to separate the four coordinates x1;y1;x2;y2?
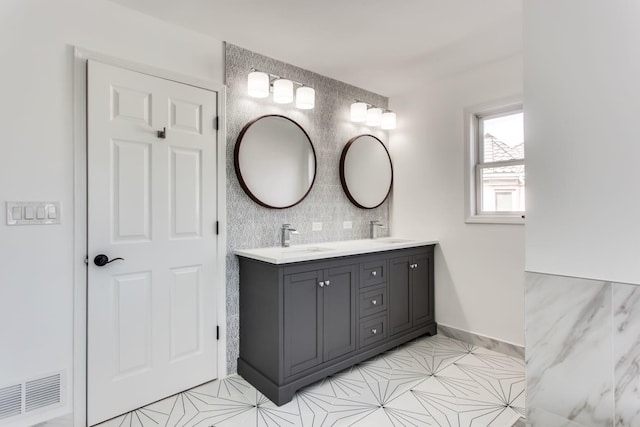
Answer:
524;4;640;424
524;1;640;284
0;0;223;424
390;54;525;346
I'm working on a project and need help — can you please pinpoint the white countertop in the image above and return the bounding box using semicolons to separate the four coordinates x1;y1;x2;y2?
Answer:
234;238;438;265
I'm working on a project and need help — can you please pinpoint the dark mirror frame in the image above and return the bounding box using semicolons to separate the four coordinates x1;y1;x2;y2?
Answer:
234;114;317;209
339;134;393;209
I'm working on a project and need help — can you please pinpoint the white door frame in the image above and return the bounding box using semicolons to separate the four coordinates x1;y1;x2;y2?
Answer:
72;47;227;427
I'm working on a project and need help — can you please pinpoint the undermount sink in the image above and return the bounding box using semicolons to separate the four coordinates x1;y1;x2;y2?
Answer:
372;238;414;244
280;246;334;254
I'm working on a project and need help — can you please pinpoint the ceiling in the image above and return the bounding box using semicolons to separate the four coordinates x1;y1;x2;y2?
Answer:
108;0;522;96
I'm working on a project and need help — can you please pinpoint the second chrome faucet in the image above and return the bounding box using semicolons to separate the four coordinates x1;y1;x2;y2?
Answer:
370;220;385;239
281;224;299;247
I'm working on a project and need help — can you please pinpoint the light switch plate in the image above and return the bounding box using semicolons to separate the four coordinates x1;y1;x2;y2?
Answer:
6;201;61;225
312;222;323;231
343;221;353;229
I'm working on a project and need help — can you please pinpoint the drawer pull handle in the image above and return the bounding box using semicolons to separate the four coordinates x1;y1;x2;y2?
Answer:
319;281;325;287
371;328;378;335
325;280;331;286
371;271;377;276
371;299;378;306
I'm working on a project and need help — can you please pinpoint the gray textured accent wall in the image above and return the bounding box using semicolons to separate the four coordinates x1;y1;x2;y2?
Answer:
225;44;390;374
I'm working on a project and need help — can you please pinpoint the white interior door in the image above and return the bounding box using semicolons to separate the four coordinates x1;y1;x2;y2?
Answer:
87;60;219;426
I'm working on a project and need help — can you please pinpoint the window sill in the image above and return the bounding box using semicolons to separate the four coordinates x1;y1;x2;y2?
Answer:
465;215;525;225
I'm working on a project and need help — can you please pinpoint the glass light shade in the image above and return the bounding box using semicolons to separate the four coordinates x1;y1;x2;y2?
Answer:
366;107;383;126
247;71;269;98
381;111;397;130
350;102;367;122
296;86;315;109
273;79;294;104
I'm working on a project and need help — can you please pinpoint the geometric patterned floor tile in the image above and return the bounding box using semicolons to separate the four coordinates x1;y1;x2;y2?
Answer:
95;335;525;427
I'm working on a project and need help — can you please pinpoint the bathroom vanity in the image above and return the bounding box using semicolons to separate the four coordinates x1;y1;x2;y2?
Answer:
235;239;437;405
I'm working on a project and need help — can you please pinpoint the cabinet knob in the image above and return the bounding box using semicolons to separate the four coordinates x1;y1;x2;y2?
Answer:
371;271;377;276
410;263;418;269
371;299;378;306
371;328;378;335
319;281;325;287
325;280;331;286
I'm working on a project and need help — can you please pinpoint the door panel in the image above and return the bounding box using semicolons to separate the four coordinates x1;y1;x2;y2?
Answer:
284;270;322;377
323;265;357;361
110;85;151;125
412;252;433;326
112;139;151;241
169;98;203;135
170;147;202;238
113;272;152;377
388;255;412;336
87;60;218;425
169;266;202;361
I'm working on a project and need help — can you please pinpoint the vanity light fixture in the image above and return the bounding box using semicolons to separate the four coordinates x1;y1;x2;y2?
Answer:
350;100;397;129
366;107;383;127
273;78;293;104
350;102;368;122
381;111;397;130
247;68;315;109
247;70;270;98
296;86;315;109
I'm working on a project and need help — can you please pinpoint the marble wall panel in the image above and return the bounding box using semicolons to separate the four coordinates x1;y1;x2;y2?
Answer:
525;272;613;427
613;283;640;426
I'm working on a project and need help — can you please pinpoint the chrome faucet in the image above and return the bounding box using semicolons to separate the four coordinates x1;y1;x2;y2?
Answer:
281;224;299;247
370;220;385;239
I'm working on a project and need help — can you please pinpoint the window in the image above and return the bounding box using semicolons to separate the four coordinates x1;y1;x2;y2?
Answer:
465;99;524;224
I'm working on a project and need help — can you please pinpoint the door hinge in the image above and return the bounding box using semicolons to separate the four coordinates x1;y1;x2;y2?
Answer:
213;116;219;130
216;326;220;340
216;221;219;235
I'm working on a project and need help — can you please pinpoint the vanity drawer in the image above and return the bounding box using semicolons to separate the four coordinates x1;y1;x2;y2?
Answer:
359;315;387;348
359;285;386;318
360;259;387;288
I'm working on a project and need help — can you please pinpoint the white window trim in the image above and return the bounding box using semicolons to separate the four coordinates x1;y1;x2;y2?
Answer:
464;96;524;225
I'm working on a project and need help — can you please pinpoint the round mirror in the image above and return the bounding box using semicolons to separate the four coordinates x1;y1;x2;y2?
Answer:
340;134;393;209
234;115;317;209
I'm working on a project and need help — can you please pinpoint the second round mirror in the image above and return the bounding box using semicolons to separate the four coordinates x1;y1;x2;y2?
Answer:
340;134;393;209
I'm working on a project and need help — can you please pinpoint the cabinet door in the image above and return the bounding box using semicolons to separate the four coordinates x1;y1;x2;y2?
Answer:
388;255;412;336
323;265;357;361
284;270;323;377
411;251;434;326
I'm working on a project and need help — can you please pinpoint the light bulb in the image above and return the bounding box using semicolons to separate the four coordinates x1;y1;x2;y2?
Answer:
296;86;315;109
350;102;367;122
366;107;383;126
381;111;397;130
273;79;293;104
247;71;269;98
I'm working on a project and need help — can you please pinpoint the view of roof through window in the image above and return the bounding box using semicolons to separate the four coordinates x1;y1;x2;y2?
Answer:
480;111;524;214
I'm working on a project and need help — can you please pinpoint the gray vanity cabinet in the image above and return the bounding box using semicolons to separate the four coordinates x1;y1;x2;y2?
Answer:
237;244;436;406
283;264;357;378
389;249;434;336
